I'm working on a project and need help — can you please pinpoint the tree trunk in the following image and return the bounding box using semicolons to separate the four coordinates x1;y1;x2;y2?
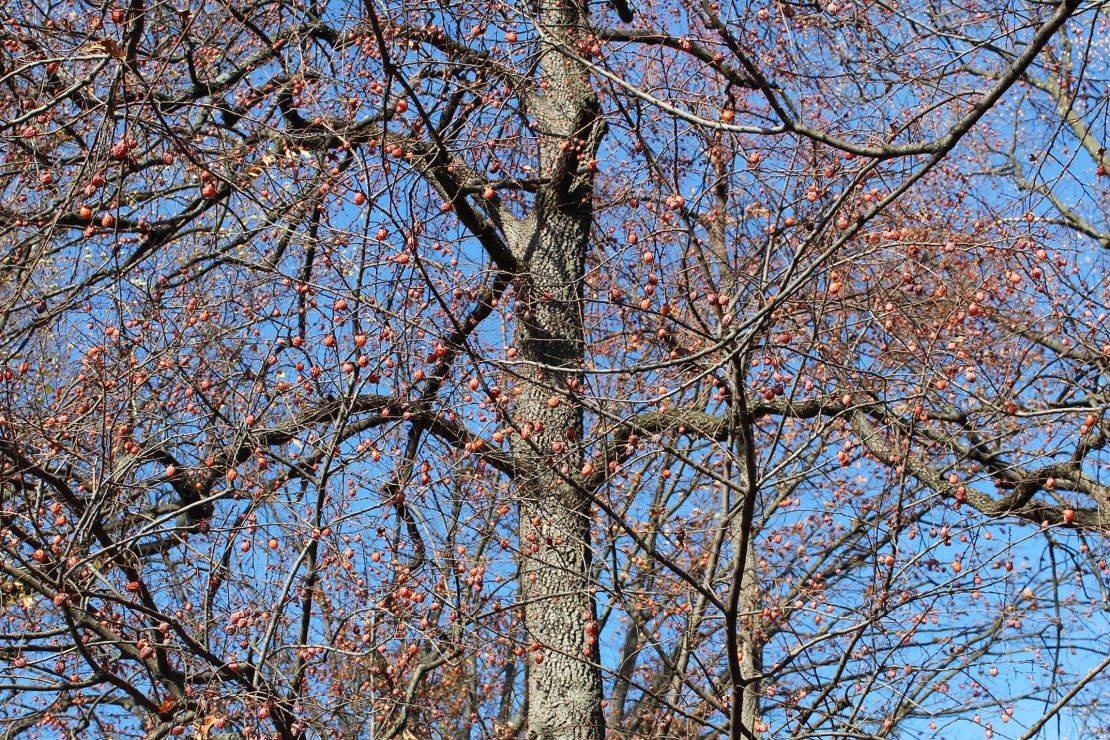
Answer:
512;209;603;738
510;3;605;737
728;424;764;740
736;534;763;739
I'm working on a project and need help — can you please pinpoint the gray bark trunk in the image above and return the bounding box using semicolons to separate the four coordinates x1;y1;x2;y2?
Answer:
512;211;602;738
737;534;763;739
509;3;605;738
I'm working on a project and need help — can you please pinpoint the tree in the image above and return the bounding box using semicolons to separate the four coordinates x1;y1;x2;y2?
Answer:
1;0;1109;737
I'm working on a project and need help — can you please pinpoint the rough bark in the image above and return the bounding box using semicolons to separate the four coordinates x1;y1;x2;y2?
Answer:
736;534;763;740
512;211;602;738
509;2;605;738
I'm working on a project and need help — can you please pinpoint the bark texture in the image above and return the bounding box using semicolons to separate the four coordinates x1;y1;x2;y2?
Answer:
509;2;605;738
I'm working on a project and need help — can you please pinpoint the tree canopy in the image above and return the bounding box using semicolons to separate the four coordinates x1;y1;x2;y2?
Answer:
2;0;1110;738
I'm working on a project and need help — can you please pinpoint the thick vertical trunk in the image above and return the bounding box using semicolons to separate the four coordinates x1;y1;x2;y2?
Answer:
737;535;764;739
510;3;604;736
512;208;602;738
